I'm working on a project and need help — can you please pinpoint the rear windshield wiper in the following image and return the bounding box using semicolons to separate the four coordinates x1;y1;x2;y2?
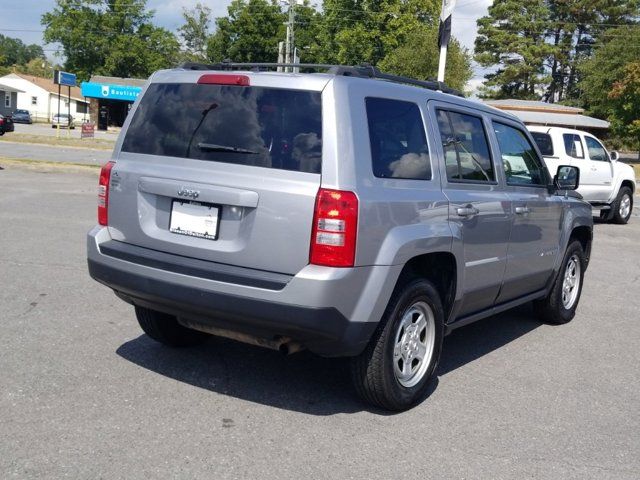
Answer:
197;143;259;154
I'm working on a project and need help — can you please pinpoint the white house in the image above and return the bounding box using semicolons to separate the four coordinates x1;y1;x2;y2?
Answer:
0;73;90;123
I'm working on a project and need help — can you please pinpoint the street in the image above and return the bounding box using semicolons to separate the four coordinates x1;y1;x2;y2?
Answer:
11;122;120;141
0;141;111;165
1;163;639;479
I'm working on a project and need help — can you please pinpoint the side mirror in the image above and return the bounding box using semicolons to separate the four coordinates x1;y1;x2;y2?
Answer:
610;151;619;161
554;165;580;190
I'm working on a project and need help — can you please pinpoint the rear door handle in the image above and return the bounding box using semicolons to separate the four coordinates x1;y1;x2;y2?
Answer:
456;206;479;217
515;206;530;215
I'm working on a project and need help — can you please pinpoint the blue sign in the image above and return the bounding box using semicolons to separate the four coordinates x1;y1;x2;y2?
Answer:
54;70;77;87
81;82;143;102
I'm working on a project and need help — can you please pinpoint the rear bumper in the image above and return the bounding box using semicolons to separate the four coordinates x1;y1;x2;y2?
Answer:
87;227;401;356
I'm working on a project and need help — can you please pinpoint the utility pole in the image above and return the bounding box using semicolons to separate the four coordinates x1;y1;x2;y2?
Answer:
284;0;296;72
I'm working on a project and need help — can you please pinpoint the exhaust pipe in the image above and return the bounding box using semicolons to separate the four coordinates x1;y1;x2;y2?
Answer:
178;319;305;355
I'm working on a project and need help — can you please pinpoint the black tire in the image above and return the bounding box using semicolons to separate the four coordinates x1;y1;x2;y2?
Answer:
612;186;633;224
534;240;586;325
135;306;207;347
350;278;444;411
0;131;4;136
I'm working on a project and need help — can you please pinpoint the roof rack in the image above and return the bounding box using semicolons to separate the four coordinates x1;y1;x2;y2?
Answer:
178;61;464;97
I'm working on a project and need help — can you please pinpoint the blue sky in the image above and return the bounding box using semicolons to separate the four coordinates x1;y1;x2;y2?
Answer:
1;0;492;87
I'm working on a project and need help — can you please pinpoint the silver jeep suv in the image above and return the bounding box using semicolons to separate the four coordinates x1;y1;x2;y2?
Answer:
88;64;593;410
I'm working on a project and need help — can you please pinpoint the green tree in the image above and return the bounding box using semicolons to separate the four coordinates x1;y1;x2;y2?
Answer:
178;3;212;62
579;26;640;149
320;0;440;66
207;0;285;63
0;34;44;68
475;0;554;99
544;0;640;102
42;0;179;80
14;58;60;78
379;27;472;91
608;62;640;151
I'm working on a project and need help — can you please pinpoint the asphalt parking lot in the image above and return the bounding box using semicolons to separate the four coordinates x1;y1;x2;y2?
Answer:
1;163;639;479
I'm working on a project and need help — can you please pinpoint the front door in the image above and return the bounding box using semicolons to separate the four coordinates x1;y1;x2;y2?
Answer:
491;120;563;303
431;104;512;317
581;134;614;202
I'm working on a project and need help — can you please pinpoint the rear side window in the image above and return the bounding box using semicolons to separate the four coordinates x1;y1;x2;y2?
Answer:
494;123;546;186
563;133;585;159
530;131;554;156
437;109;495;182
365;97;431;180
122;83;322;174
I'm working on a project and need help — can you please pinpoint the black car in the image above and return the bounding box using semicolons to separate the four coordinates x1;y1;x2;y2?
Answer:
11;109;32;124
0;114;14;135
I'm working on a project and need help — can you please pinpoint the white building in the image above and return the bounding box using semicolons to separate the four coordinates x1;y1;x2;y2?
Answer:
0;73;89;123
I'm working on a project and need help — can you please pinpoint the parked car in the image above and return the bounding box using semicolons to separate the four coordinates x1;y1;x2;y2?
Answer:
529;126;636;224
0;114;14;135
11;109;32;124
52;113;75;129
88;64;593;410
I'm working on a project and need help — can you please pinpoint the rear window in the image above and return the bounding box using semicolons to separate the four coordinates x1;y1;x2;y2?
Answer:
122;83;323;174
530;131;554;156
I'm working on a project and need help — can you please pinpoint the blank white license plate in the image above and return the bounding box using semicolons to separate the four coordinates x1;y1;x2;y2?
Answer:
169;200;220;240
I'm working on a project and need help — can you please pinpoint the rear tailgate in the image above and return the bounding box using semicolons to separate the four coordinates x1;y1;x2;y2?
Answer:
107;73;328;275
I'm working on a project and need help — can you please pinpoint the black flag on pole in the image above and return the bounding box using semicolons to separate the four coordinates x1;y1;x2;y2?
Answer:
438;0;456;48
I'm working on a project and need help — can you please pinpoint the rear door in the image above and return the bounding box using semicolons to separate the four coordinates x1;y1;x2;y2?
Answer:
430;103;512;317
491;120;563;302
107;75;326;275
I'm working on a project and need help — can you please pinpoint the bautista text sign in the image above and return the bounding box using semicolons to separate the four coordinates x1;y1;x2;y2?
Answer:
81;82;142;101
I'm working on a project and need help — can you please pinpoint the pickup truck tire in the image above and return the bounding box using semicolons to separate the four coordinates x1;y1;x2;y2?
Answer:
534;241;585;325
350;278;444;411
612;186;633;224
135;306;207;347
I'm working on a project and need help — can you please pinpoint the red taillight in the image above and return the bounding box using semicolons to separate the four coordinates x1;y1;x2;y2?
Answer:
310;189;358;267
98;161;115;226
197;74;250;86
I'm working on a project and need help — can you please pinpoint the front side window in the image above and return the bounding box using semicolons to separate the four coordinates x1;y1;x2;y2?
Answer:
584;136;608;162
563;133;585;159
365;97;431;180
437;109;494;182
494;122;546;186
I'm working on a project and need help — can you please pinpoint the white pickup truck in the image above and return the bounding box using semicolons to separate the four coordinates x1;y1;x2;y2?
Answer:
528;126;636;224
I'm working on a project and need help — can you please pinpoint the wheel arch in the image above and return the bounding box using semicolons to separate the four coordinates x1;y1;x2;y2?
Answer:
620;179;635;194
569;225;592;266
397;252;458;324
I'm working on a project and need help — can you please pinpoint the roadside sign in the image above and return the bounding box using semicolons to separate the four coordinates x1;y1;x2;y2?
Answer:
54;70;77;87
81;122;95;139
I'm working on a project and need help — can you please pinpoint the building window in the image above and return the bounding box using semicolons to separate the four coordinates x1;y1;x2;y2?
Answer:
76;102;88;114
31;96;38;106
4;93;11;108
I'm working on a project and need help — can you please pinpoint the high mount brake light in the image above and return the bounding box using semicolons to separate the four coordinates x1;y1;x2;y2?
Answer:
197;74;250;86
310;189;358;267
98;161;115;226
